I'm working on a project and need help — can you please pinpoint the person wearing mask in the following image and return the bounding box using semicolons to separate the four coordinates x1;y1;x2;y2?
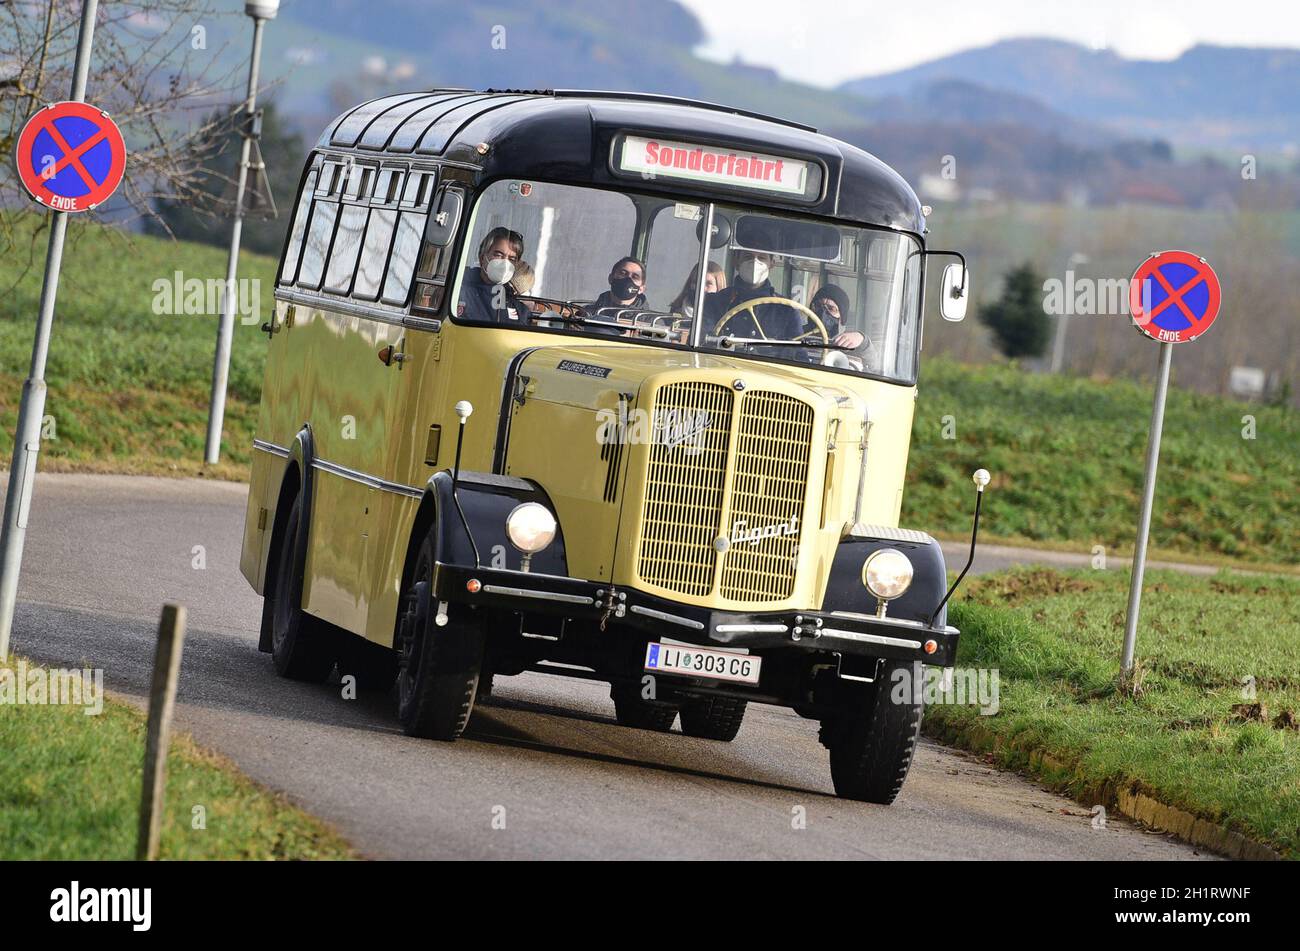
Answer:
458;227;530;324
669;261;726;318
706;248;803;342
808;284;871;368
589;256;648;314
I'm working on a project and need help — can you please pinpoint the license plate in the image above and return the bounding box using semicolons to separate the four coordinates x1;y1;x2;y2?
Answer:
644;642;761;684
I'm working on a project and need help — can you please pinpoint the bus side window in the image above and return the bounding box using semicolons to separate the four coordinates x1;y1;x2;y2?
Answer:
412;185;464;313
380;170;435;307
279;165;319;285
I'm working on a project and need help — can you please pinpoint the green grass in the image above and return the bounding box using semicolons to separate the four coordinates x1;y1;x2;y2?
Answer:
930;567;1300;857
0;657;353;859
0;213;274;478
907;357;1300;566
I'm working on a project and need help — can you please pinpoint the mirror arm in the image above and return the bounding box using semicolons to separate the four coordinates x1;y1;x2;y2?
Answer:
927;249;968;295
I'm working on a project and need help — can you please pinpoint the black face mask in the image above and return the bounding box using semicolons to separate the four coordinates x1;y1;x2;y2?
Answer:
815;304;841;327
610;276;641;300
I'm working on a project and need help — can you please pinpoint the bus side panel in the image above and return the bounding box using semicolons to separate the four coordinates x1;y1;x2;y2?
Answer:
240;296;292;594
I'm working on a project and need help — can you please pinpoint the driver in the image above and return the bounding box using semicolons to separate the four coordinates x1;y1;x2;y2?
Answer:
808;284;871;367
706;248;804;341
458;227;530;324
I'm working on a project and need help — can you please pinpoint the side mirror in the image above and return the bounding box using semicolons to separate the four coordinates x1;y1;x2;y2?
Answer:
424;186;464;247
940;263;969;322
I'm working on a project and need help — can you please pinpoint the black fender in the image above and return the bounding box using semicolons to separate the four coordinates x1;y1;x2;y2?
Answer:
258;425;315;653
408;470;569;578
819;530;949;628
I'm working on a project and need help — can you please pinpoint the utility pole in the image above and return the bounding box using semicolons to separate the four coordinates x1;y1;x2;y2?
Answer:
203;0;279;465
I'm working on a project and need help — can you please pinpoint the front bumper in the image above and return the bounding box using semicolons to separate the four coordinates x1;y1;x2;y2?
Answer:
432;562;959;667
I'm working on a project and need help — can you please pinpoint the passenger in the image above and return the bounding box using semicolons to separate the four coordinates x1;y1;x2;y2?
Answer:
458;227;530;324
590;256;648;313
669;261;726;318
808;284;870;367
706;248;803;341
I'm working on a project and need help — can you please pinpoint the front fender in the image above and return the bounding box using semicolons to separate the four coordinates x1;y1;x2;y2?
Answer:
820;528;949;628
421;470;570;576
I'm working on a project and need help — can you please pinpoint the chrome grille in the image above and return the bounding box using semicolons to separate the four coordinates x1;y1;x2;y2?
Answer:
719;392;814;601
637;382;735;596
636;382;814;604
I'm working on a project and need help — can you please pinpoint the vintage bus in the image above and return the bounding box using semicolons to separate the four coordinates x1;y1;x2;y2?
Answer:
240;89;979;803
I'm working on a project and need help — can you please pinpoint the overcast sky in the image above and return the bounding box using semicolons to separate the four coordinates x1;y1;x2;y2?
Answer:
682;0;1300;86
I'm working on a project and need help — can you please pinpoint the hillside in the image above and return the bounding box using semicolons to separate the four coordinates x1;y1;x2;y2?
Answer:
840;38;1300;151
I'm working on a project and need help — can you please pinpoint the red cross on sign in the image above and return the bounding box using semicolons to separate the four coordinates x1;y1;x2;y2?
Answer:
1128;250;1222;344
14;101;126;213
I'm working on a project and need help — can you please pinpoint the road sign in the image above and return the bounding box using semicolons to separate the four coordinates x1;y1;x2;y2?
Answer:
14;100;125;212
1128;250;1221;344
1120;249;1223;675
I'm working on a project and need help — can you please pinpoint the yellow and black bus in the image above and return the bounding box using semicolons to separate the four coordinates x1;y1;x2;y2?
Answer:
240;89;977;803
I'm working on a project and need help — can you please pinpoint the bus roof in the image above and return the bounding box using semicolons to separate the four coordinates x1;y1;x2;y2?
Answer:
316;90;924;234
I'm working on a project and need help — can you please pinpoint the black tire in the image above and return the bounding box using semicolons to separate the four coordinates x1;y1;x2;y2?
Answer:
269;493;336;683
611;683;678;732
679;695;747;741
396;534;484;740
337;635;399;693
824;660;924;804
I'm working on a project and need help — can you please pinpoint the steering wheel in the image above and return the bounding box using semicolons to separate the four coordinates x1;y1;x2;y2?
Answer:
715;296;830;345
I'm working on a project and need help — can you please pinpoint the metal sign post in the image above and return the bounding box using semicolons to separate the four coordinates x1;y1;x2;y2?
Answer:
1120;250;1222;674
0;0;104;660
1120;341;1173;673
204;2;278;465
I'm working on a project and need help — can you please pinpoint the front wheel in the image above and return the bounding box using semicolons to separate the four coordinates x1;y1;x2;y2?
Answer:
396;535;484;740
823;660;924;804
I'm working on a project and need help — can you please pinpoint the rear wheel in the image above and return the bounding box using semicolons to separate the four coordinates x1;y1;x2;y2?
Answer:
611;683;678;732
269;493;336;683
679;695;747;741
396;534;484;740
823;660;924;804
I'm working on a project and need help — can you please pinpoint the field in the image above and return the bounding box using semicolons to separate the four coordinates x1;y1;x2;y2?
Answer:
1;214;1296;565
0;215;276;479
935;567;1300;857
0;656;352;859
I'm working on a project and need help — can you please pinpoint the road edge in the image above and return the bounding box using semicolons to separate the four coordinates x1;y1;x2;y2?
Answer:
924;718;1285;861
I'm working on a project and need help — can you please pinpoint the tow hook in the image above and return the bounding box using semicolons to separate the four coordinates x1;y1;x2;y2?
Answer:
595;587;626;631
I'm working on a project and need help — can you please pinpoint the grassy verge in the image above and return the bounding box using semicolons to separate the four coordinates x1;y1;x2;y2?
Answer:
931;566;1300;857
0;656;352;860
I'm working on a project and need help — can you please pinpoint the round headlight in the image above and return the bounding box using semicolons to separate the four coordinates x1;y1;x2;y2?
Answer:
862;548;914;601
506;502;556;553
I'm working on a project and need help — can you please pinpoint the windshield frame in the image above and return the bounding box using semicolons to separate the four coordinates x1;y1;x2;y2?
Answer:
447;175;928;388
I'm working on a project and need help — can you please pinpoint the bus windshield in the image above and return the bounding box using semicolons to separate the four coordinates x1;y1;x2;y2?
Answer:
453;179;923;384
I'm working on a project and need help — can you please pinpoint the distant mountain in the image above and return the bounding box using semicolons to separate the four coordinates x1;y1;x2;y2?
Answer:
839;38;1300;151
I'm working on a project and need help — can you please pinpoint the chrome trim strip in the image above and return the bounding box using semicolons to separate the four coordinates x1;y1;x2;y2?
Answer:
821;628;923;650
714;623;788;634
481;585;594;606
630;604;706;630
311;458;423;499
847;523;936;545
253;438;290;458
274;287;432;330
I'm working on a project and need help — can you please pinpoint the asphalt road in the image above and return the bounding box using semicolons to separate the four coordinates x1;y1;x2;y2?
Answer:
6;473;1211;860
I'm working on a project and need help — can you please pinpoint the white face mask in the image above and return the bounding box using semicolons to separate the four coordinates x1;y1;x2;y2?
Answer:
484;258;515;285
737;257;769;286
